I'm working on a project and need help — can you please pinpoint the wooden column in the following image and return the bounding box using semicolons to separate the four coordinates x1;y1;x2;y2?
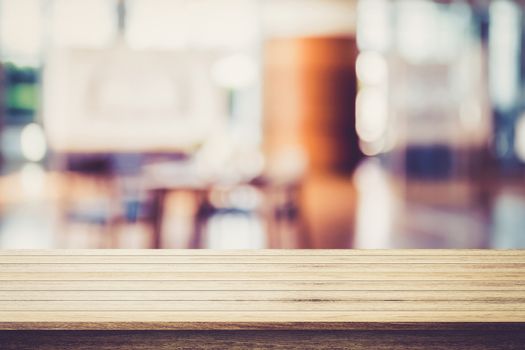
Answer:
264;36;361;247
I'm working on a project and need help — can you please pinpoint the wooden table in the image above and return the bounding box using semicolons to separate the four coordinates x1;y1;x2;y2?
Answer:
0;250;524;349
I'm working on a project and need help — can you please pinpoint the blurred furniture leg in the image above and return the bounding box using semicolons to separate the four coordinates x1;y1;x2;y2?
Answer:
150;188;167;249
190;189;212;249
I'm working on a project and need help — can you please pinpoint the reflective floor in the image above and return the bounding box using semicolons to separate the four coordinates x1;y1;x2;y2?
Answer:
1;159;524;249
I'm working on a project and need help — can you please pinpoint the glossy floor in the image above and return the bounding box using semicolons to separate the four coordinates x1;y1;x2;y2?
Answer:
0;160;524;249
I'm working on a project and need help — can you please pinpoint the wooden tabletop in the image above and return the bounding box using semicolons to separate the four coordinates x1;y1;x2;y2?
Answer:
1;250;524;330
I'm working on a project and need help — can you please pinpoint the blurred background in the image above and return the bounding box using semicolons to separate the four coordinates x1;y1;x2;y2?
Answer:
0;0;524;249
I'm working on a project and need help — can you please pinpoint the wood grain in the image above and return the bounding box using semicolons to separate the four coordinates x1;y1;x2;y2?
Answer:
1;250;524;348
0;250;524;330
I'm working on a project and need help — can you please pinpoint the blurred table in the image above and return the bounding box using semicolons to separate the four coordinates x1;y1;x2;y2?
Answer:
143;161;306;249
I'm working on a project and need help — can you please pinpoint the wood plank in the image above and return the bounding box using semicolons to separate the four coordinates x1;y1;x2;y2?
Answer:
1;271;523;280
2;300;525;312
1;280;523;291
2;310;525;325
2;263;525;273
1;290;523;301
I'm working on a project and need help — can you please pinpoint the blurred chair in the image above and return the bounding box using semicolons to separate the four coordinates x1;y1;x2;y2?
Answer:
54;153;119;248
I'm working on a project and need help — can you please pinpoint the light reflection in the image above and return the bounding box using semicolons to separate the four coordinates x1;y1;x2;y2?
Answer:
356;87;388;144
353;159;394;248
355;51;388;86
356;0;389;51
514;113;525;162
20;123;47;162
205;213;266;249
20;162;46;198
489;0;521;110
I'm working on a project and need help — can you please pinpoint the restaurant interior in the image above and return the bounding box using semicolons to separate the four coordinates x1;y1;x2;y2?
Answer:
0;0;524;249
